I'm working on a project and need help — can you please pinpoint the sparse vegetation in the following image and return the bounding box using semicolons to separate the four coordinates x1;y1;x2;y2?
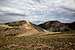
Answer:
0;20;75;50
0;31;75;50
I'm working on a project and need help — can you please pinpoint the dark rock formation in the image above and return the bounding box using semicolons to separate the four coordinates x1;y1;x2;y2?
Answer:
38;21;71;32
68;22;75;30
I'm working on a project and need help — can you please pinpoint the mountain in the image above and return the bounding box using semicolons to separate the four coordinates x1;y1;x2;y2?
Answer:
0;20;46;37
38;21;73;32
68;22;75;30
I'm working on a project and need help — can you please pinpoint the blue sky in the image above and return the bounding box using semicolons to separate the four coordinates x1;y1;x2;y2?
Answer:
0;0;75;24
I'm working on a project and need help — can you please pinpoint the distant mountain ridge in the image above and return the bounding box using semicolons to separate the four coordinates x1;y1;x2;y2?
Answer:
0;20;75;37
38;21;75;32
66;22;75;30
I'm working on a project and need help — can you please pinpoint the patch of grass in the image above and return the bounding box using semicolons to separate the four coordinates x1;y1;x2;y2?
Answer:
0;25;13;28
0;48;10;50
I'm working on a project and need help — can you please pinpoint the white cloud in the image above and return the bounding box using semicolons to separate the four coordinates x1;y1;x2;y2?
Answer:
0;0;75;24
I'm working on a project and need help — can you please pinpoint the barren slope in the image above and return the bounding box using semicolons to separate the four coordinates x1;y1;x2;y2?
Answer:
0;20;75;50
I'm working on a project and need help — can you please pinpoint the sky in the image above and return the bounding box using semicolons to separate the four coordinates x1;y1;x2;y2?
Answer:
0;0;75;24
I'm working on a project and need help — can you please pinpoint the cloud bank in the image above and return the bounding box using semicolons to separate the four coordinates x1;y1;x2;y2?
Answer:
0;0;75;24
